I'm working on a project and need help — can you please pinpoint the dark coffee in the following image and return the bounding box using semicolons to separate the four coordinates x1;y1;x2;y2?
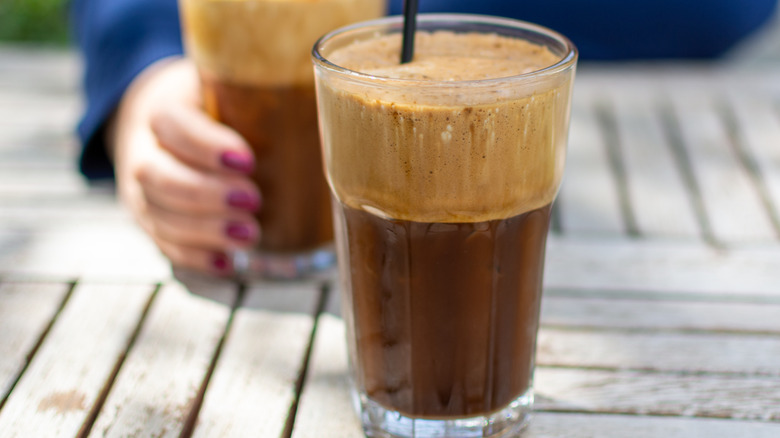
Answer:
201;73;333;252
335;201;553;418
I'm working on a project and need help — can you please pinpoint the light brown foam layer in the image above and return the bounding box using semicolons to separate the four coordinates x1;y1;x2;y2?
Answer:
317;31;573;223
180;0;385;86
328;31;560;81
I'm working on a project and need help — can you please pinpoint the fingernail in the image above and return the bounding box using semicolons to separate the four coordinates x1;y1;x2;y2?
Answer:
211;252;232;273
225;221;257;242
220;151;254;174
226;190;261;211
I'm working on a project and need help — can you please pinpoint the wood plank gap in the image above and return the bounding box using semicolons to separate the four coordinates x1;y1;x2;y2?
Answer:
540;323;780;338
716;98;780;238
537;364;780;380
533;405;744;420
657;99;719;247
0;280;76;413
535;405;776;422
282;281;331;438
178;282;245;438
544;287;780;305
76;282;163;438
594;101;639;237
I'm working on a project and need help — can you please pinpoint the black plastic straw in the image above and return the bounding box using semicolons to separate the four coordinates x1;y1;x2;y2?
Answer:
400;0;418;63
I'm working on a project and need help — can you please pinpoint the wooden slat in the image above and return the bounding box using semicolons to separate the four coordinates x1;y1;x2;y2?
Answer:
291;314;363;438
0;46;79;93
575;64;780;95
525;412;780;438
726;90;780;232
0;283;154;437
536;367;780;420
544;236;780;297
537;328;780;376
0;169;94;197
668;90;776;244
541;296;780;333
88;282;235;438
0;223;171;282
607;89;700;238
241;280;323;313
292;315;780;435
0;282;71;404
192;282;319;437
558;96;625;235
0;196;125;228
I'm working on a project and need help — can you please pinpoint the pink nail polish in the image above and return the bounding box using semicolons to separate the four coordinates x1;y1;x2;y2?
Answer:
211;252;232;272
220;151;254;174
226;190;261;211
225;221;256;242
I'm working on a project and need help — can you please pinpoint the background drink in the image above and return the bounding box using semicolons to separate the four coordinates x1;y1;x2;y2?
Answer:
314;16;577;436
179;0;385;271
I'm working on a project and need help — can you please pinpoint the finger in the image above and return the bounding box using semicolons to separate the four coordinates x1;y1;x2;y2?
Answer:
146;203;260;250
151;102;255;175
134;146;261;215
155;239;234;277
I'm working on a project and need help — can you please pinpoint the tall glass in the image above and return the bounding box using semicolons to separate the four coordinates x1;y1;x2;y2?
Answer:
178;0;386;278
313;15;577;437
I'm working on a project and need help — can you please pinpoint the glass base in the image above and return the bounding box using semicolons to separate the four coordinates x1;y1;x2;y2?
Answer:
355;390;533;438
232;245;336;280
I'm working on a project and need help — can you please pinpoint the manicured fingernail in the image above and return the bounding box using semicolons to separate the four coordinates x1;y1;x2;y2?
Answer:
226;190;261;211
220;151;254;174
225;221;257;242
211;252;232;273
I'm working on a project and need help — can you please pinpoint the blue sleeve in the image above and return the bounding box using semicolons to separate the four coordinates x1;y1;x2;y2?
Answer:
389;0;777;60
71;0;183;180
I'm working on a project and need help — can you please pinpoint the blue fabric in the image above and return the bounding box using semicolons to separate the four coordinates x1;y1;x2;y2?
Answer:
71;0;182;180
72;0;777;180
389;0;778;60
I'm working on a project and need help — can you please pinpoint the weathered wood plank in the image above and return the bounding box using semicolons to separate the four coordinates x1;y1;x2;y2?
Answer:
525;412;780;438
292;315;780;435
536;367;780;420
0;282;71;406
0;223;171;282
291;314;363;438
0;169;94;197
558;96;625;235
0;46;79;92
541;296;780;333
575;64;780;95
668;90;776;244
607;89;700;238
0;195;125;228
88;282;234;438
191;282;319;437
537;328;780;376
241;280;323;313
544;236;780;298
726;90;780;233
0;283;154;437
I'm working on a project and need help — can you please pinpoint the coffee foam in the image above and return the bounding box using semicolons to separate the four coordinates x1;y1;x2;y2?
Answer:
317;31;573;223
180;0;385;86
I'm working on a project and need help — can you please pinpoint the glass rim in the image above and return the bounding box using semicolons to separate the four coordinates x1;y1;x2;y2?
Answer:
312;13;578;87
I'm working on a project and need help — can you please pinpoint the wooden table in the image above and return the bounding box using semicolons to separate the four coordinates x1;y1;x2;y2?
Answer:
1;46;780;437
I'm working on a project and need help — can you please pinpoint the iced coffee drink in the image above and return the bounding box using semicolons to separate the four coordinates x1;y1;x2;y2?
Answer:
313;15;577;437
179;0;385;277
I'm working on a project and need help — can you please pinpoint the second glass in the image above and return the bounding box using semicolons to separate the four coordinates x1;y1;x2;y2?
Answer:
179;0;386;278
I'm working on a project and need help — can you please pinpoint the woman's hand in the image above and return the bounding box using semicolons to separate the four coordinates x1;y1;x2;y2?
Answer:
109;58;260;275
